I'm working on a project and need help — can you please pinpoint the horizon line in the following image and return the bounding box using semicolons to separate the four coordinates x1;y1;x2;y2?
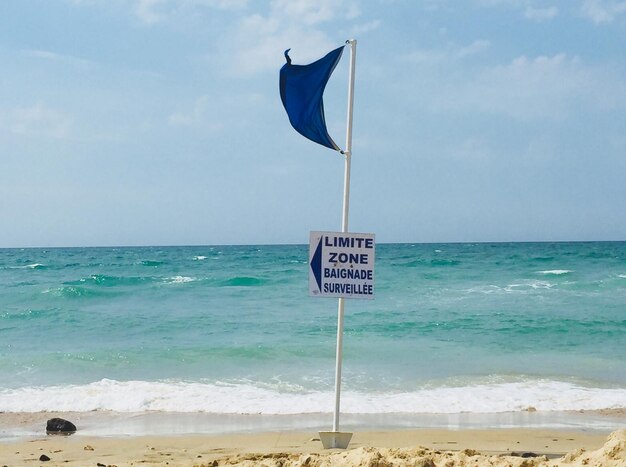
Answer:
2;239;625;250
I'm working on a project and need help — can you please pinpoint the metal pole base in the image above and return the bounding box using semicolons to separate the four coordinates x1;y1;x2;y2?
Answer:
319;431;353;449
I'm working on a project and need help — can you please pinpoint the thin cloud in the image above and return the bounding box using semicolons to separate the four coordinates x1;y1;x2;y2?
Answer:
473;1;559;22
68;0;249;24
403;40;491;65
135;0;167;24
168;95;224;131
457;40;491;58
193;0;248;9
429;54;626;120
402;48;446;65
168;93;265;130
271;0;357;25
580;0;626;23
22;49;96;68
524;6;558;21
350;19;381;36
67;0;362;74
0;104;73;140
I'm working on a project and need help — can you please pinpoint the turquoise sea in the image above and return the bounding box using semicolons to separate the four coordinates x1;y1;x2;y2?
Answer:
1;242;625;427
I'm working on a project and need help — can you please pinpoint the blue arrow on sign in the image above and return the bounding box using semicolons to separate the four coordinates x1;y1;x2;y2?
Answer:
310;236;323;292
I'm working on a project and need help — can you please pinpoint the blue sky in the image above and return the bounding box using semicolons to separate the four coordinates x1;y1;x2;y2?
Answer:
1;0;626;247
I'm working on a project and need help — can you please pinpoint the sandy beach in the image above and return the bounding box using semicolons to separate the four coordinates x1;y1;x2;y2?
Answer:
1;412;625;466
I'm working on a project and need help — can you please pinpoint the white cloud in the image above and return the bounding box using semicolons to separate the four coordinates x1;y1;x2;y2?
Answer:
68;0;249;24
228;0;360;74
473;0;524;6
271;0;354;25
472;1;560;22
232;19;335;74
403;39;491;65
22;49;96;68
429;54;626;120
272;0;333;24
0;104;72;140
66;0;104;4
191;0;248;9
580;0;626;23
168;95;223;130
457;39;491;58
403;48;446;65
67;0;364;74
524;5;558;21
350;19;381;36
135;0;167;24
168;93;265;130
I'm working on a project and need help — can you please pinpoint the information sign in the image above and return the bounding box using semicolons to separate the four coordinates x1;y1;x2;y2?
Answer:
309;231;375;299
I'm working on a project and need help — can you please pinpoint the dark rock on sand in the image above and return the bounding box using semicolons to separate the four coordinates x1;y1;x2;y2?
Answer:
511;451;540;458
39;454;51;461
46;418;77;434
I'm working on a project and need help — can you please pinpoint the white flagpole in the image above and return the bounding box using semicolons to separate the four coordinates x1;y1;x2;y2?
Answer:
332;38;357;435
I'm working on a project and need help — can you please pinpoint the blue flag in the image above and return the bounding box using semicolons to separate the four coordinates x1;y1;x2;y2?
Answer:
279;46;344;151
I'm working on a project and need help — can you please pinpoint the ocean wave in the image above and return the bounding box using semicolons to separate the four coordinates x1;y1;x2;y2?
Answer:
504;280;554;292
65;275;154;287
531;256;555;262
465;285;502;294
430;259;461;267
139;260;165;267
0;379;624;414
164;276;197;284
464;280;557;294
393;258;461;268
42;285;114;299
221;276;265;287
538;270;573;275
7;263;47;270
0;308;60;321
394;260;424;268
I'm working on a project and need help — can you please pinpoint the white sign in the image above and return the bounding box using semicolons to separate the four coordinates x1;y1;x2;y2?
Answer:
309;231;375;299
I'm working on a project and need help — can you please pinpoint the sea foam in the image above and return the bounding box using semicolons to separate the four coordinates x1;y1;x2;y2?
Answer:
7;263;47;269
0;379;624;414
165;276;196;284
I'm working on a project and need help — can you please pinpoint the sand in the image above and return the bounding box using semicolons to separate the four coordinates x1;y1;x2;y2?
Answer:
1;424;625;466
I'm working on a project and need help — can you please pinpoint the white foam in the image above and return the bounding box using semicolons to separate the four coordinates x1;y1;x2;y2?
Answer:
193;256;207;261
466;285;502;294
0;379;624;414
618;274;626;279
165;276;196;284
505;280;554;292
539;270;572;275
8;263;45;269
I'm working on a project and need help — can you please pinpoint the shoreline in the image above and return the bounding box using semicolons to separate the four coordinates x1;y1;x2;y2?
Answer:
2;409;625;441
